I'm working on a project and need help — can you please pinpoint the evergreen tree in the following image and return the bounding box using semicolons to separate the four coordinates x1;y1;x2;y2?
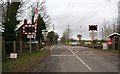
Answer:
2;2;21;41
2;2;21;55
36;14;46;42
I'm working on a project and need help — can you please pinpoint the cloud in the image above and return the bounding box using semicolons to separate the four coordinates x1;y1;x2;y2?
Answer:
46;0;118;40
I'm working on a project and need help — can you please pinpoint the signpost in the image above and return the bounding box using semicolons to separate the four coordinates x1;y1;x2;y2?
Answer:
89;25;98;48
22;4;38;54
23;25;35;54
27;35;34;54
42;29;48;45
10;53;17;59
77;34;82;45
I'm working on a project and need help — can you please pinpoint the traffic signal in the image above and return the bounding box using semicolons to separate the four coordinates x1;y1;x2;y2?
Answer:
89;25;97;31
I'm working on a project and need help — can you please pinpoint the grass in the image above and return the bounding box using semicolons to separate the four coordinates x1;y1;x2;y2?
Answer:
93;48;119;56
2;48;50;72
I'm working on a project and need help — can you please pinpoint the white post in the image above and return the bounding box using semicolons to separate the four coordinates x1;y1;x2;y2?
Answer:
13;41;16;52
91;30;95;48
30;38;32;54
37;42;38;50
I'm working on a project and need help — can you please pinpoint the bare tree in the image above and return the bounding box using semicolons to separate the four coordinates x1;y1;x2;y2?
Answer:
117;1;120;33
25;1;51;29
0;0;8;32
62;26;72;42
102;19;116;40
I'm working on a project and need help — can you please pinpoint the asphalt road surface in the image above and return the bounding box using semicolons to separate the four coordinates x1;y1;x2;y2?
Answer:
33;44;118;72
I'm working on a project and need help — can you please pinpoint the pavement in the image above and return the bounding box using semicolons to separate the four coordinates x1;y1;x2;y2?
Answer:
32;43;119;72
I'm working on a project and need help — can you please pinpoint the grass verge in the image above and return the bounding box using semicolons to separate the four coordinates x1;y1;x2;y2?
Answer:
2;48;50;72
93;48;119;57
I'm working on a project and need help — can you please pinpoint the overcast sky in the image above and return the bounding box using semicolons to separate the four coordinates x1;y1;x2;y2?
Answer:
44;0;119;40
1;0;119;40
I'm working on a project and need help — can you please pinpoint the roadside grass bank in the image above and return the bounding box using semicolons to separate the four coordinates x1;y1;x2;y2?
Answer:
92;48;119;57
94;48;119;54
2;45;53;72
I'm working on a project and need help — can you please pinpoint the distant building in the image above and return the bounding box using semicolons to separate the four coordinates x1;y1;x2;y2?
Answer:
16;19;29;41
108;32;120;50
16;19;36;41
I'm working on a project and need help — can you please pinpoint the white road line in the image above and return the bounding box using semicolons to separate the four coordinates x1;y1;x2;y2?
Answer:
68;49;76;55
50;46;54;51
76;56;92;71
51;55;74;57
65;45;92;71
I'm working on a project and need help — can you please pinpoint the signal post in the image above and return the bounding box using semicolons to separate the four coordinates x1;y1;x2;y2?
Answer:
89;25;98;48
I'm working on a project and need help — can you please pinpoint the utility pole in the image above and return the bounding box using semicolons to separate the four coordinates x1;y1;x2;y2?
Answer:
53;24;54;44
102;28;103;40
68;25;69;43
79;25;82;43
91;30;95;48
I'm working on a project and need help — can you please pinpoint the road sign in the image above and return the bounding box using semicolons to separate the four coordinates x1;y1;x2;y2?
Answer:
77;34;82;38
27;41;38;43
10;53;17;59
102;43;108;49
107;41;112;45
90;32;97;36
27;34;34;38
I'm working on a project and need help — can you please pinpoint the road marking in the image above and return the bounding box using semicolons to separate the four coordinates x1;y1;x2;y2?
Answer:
50;46;54;51
76;56;92;71
51;55;74;57
64;46;92;71
68;49;76;55
58;47;61;48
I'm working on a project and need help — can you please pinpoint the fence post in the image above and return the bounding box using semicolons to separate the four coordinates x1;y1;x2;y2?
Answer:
20;41;22;53
13;41;16;53
3;40;6;58
37;42;38;50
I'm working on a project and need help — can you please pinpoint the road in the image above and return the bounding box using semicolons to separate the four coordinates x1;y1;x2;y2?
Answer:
33;44;118;72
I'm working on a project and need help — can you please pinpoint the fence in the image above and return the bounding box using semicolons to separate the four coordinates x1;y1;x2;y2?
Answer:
2;40;39;58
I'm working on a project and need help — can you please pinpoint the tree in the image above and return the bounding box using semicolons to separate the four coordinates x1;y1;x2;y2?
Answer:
54;33;59;44
1;1;22;55
47;31;59;44
47;31;54;43
62;27;72;42
117;23;120;33
2;2;21;41
101;19;118;40
36;14;46;43
26;1;51;43
117;1;120;34
61;36;66;43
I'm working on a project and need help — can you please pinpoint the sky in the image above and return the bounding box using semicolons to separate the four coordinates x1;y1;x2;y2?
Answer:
44;0;119;40
1;0;119;40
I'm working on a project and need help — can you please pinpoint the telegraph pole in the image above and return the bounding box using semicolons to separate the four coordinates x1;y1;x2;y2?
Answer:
102;28;103;40
91;30;95;48
53;24;54;44
80;25;82;42
68;25;69;43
